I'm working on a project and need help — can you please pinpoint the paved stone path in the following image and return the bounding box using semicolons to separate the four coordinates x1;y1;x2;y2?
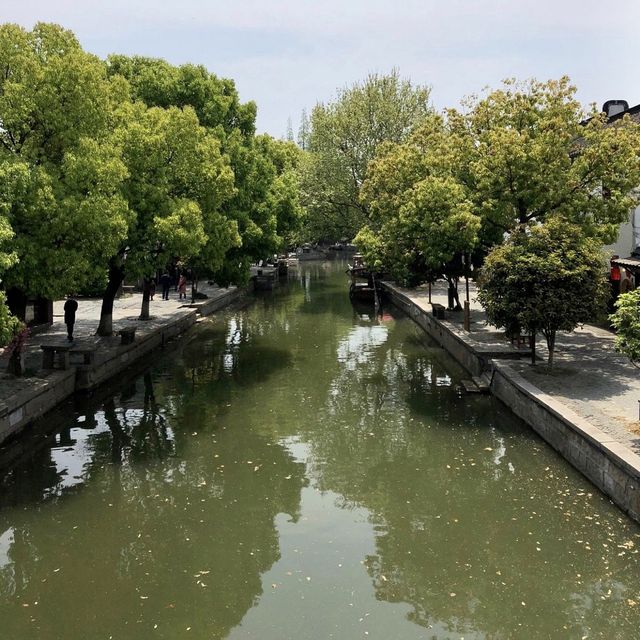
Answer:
1;283;236;405
394;280;640;453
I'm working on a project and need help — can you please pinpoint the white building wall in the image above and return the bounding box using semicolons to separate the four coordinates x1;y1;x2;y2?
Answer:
603;204;640;257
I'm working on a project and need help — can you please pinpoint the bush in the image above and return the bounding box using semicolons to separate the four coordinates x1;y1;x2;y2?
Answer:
610;288;640;366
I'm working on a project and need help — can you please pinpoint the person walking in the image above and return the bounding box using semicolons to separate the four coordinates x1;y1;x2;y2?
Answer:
64;297;78;342
178;274;187;300
160;272;171;300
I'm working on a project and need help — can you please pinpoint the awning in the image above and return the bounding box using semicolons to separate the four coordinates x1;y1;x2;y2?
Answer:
611;256;640;271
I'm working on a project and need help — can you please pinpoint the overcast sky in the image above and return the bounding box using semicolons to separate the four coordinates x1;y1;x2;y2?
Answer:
4;1;640;136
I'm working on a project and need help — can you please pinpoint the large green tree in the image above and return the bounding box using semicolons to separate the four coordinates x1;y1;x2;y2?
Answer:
96;102;238;333
0;23;132;308
456;77;640;241
105;55;301;289
0;209;18;345
357;114;480;285
477;220;609;366
300;70;432;242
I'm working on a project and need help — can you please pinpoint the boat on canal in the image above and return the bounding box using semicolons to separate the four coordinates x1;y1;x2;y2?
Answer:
347;253;377;303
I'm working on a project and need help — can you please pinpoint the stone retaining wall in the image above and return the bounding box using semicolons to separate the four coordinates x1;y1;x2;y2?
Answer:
384;285;485;376
75;309;198;391
0;288;242;446
490;362;640;521
0;369;76;444
383;282;640;523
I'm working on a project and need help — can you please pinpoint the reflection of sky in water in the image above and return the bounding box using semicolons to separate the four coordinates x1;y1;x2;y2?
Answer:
47;421;110;496
337;325;388;370
0;528;13;570
223;317;243;372
41;407;173;499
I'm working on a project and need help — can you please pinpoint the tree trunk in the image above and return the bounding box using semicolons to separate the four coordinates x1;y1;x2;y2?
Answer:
545;330;556;368
190;271;198;304
530;332;536;365
103;397;130;463
139;278;152;321
97;259;125;336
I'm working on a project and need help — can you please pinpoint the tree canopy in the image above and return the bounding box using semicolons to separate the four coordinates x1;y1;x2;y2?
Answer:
457;77;640;242
0;23;132;300
357;114;480;284
299;70;432;242
477;220;609;366
610;289;640;367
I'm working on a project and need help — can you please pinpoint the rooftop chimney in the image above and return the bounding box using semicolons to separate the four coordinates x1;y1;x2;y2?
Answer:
603;100;629;118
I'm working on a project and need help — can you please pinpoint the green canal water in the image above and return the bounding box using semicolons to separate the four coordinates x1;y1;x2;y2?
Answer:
2;262;640;639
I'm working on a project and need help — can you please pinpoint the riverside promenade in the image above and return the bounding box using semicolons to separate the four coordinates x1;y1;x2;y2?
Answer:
383;279;640;522
0;283;241;444
395;280;640;451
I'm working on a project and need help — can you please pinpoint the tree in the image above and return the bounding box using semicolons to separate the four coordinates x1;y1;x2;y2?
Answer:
610;289;640;367
300;70;432;242
285;117;294;143
0;23;131;311
210;134;304;285
106;55;256;137
0;191;19;344
477;220;609;367
357;115;480;286
105;55;297;290
456;77;640;243
96;102;238;333
297;109;310;151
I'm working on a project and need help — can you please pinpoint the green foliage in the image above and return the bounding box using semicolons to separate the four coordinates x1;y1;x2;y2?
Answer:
357;115;480;283
456;77;640;242
107;55;256;137
300;70;432;242
114;102;237;280
0;22;132;299
0;290;21;346
477;220;609;366
109;54;298;286
610;289;640;365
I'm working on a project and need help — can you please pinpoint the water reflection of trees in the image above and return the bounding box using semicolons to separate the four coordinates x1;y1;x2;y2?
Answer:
0;363;308;639
2;263;640;638
281;315;640;638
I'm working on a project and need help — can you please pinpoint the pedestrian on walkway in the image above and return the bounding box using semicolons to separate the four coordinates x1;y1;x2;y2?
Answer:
64;297;78;342
610;256;621;312
160;272;171;300
178;274;187;300
149;278;156;301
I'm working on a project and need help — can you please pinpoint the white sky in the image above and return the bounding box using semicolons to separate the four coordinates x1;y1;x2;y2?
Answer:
3;0;640;136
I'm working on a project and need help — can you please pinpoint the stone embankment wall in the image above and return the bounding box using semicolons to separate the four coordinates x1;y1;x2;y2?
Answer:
0;288;241;445
382;282;640;523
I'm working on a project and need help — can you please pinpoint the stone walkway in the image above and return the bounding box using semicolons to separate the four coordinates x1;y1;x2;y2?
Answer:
394;280;640;453
0;283;237;406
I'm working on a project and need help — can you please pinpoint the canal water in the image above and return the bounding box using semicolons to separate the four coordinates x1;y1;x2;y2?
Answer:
1;262;640;639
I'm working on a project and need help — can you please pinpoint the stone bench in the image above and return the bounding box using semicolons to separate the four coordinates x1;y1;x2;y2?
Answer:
41;344;72;370
430;303;446;320
70;345;97;365
118;327;137;345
